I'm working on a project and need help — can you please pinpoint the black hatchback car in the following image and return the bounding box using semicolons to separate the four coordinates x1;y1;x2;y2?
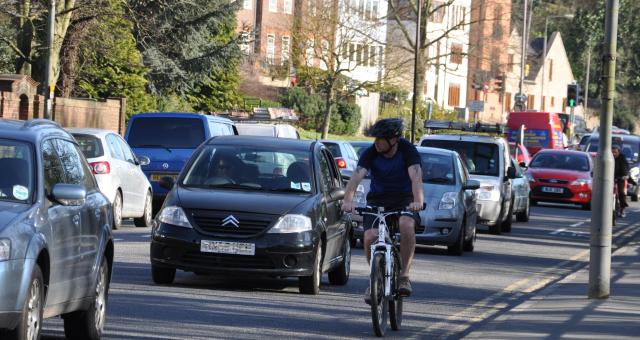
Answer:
150;136;351;294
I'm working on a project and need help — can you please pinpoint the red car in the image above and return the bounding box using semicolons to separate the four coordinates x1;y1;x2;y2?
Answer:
525;149;593;210
509;142;532;167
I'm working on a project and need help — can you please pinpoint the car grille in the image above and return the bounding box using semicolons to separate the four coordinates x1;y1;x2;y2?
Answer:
186;209;277;238
182;251;274;269
532;186;574;198
538;178;569;185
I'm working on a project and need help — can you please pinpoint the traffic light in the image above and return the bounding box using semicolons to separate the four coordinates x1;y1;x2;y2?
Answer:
567;84;579;107
494;73;505;93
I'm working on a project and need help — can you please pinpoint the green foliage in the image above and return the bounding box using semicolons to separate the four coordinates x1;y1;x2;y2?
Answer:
330;101;361;135
187;66;242;112
613;104;636;133
0;12;15;73
155;94;194;112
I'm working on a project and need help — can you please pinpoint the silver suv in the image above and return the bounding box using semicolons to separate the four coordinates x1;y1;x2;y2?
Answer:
0;119;113;340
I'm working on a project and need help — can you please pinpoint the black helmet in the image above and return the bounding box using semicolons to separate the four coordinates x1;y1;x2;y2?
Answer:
367;118;403;138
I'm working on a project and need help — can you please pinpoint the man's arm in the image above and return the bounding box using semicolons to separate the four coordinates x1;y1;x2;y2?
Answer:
342;166;368;212
408;164;424;211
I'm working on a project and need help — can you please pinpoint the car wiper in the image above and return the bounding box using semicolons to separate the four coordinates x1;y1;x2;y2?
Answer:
207;183;262;190
426;177;451;184
134;144;172;153
268;187;310;193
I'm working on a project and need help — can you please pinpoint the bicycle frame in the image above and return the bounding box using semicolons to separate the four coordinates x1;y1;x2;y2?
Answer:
365;207;400;298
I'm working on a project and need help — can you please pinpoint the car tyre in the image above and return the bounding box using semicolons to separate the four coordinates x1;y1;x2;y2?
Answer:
134;191;153;228
63;257;109;340
6;265;44;340
299;243;322;294
530;199;538;206
112;190;122;230
516;199;530;222
328;238;351;285
152;265;176;284
501;202;513;233
489;211;502;235
463;223;476;252
447;224;464;256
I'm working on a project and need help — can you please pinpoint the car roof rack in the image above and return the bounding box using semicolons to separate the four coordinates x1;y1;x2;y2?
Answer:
22;119;61;129
424;120;506;134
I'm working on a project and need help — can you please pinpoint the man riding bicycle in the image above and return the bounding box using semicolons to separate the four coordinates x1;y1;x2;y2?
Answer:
613;145;630;217
341;118;424;301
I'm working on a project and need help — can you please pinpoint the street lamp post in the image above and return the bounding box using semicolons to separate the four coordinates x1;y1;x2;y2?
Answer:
540;14;574;111
410;0;422;144
44;0;56;120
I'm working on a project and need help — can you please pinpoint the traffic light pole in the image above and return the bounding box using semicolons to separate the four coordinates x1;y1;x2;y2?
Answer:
589;0;618;299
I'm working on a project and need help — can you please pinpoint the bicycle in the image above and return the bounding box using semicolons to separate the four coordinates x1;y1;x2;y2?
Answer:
355;204;423;337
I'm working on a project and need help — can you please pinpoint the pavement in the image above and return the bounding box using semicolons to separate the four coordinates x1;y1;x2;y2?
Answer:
465;217;640;339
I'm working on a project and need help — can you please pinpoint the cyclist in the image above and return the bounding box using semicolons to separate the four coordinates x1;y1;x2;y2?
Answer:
341;118;424;301
613;145;629;217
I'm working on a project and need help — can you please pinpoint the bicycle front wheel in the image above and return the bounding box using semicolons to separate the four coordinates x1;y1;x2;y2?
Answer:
389;252;403;331
370;252;388;337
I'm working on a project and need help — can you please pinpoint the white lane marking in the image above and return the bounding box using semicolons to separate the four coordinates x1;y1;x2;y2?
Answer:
570;221;584;227
550;228;566;235
140;234;151;238
114;238;124;242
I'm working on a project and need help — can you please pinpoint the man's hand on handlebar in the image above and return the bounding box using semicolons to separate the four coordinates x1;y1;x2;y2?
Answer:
342;200;356;213
408;202;425;212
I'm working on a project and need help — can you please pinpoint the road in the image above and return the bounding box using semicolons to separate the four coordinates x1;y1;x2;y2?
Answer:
41;202;640;339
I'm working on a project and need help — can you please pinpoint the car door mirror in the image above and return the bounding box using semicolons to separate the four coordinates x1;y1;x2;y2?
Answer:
463;179;480;190
519;161;528;169
159;176;175;190
138;156;151;166
330;188;345;201
52;184;86;206
507;166;517;180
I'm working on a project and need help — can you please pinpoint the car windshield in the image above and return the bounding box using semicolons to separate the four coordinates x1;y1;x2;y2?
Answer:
588;139;639;162
323;143;342;157
530;153;590;172
421;140;500;176
0;139;34;203
420;153;455;184
127;117;205;149
73;134;104;158
182;145;313;193
236;124;275;137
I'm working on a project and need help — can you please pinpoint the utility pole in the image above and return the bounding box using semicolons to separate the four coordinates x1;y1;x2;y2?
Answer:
589;0;618;299
516;0;528;111
410;0;423;144
584;46;591;110
43;0;55;120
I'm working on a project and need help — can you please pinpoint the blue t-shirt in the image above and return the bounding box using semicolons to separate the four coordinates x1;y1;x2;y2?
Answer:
358;138;421;194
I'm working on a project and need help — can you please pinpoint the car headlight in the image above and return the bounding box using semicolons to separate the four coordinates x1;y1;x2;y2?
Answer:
478;186;501;201
439;192;457;210
0;239;10;261
268;214;312;233
525;173;535;183
157;206;192;228
630;167;639;179
571;178;592;187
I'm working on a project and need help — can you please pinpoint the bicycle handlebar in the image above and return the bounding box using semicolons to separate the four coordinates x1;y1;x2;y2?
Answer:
354;203;426;216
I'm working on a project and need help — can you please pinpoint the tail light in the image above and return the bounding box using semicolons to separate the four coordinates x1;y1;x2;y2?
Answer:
336;158;347;169
90;161;110;175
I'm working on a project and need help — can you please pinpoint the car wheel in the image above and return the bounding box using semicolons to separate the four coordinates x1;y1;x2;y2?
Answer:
516;199;530;222
501;201;513;233
152;265;176;285
463;224;476;252
447;224;464;256
112;191;122;230
299;243;322;294
489;209;502;235
63;256;109;340
7;265;44;340
134;191;153;228
328;237;351;285
530;198;538;206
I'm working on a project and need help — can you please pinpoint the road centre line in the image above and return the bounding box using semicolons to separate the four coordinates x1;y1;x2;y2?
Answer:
570;221;584;227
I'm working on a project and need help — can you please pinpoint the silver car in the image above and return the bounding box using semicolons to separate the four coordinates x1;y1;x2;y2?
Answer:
69;128;153;229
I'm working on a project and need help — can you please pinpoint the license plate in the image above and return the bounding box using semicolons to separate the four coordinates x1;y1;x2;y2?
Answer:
541;186;564;194
150;173;177;182
200;240;255;256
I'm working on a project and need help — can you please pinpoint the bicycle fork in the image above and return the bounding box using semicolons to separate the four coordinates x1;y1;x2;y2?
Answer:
370;244;394;297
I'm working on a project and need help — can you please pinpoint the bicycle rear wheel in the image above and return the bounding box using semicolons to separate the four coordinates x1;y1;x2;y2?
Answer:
370;252;388;337
389;251;403;331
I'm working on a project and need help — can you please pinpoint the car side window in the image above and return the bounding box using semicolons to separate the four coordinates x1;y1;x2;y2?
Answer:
210;122;233;136
74;144;99;191
55;139;92;187
41;140;65;198
346;144;358;161
318;151;334;193
106;134;125;160
324;150;342;188
455;156;467;183
116;135;136;164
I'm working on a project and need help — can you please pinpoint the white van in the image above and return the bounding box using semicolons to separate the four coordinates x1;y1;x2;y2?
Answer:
236;123;300;139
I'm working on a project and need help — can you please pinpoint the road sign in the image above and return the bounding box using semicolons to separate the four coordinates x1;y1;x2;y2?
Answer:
469;100;484;112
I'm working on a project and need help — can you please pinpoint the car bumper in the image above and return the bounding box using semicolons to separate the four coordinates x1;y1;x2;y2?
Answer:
150;223;318;277
0;259;31;329
530;185;591;204
476;200;502;225
415;210;463;246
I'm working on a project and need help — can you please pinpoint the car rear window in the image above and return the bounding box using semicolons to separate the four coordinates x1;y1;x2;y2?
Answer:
236;124;276;137
324;143;342;158
530;153;590;172
73;134;104;158
421;140;500;177
127;117;206;149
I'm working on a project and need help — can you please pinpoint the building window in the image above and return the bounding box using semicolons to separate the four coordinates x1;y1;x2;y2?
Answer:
362;45;369;66
266;34;276;64
269;0;278;12
508;54;514;72
308;0;316;15
369;45;377;67
549;59;553;81
355;44;362;65
542;96;546;111
505;92;512;111
430;1;445;23
349;43;356;62
371;0;379;20
492;5;503;39
527;94;536;110
378;46;384;67
448;83;460;107
450;44;463;64
551;96;555;106
284;0;292;14
281;36;290;64
243;0;252;10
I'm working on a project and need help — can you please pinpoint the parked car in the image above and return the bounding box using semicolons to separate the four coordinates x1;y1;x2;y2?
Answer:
70;128;153;229
510;157;531;222
509;142;532;167
235;122;299;139
585;133;640;201
320;140;359;175
150;136;352;294
578;133;591;151
420;133;516;234
348;141;373;158
525;149;593;210
125;112;237;211
506;111;565;155
0;119;113;340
